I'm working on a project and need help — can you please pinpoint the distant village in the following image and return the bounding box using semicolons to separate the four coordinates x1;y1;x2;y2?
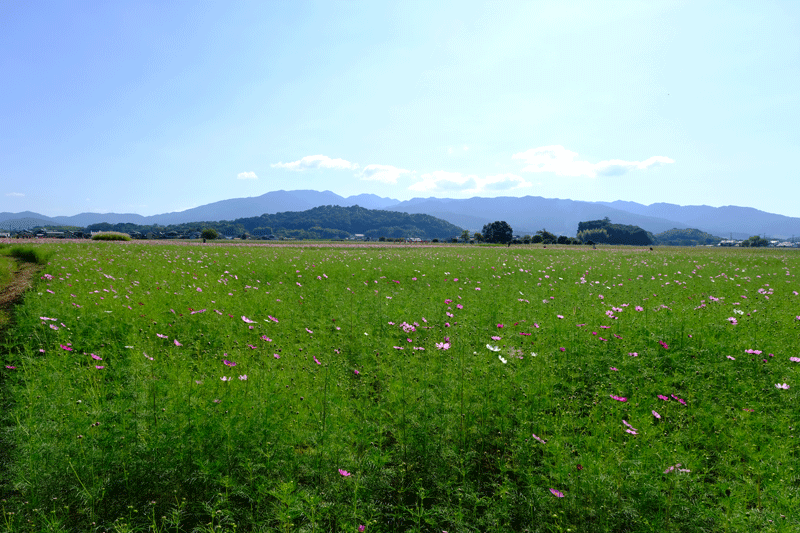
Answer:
1;228;799;247
0;229;418;242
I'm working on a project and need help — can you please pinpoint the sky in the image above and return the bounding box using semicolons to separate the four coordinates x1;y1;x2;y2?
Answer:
1;0;799;218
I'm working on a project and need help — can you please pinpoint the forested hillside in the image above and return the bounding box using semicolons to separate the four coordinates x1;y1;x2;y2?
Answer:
84;205;463;240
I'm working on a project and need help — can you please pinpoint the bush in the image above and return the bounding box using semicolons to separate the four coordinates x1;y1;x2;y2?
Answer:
6;245;53;264
91;232;132;242
201;228;219;241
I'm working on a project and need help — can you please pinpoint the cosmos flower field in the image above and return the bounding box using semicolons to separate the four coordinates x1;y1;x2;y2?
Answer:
1;241;798;532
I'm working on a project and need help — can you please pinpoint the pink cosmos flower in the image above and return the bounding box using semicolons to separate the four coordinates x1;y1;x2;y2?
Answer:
549;488;565;498
354;369;360;375
775;383;790;389
313;356;321;365
532;433;546;444
239;375;247;380
174;339;182;347
60;344;73;351
338;469;351;477
91;354;102;361
610;394;627;402
242;316;255;323
726;355;736;360
652;410;661;419
95;366;104;369
491;336;501;341
610;367;618;371
223;359;237;367
157;334;168;339
671;394;686;405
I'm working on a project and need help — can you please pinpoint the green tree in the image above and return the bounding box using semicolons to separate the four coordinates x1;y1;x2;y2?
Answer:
481;221;513;244
461;229;471;242
536;229;557;244
473;232;483;242
201;228;219;241
743;235;768;247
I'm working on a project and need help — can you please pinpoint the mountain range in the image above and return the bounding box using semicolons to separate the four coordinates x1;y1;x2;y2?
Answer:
2;190;800;240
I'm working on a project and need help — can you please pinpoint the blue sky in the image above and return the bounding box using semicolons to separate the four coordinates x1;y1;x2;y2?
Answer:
1;1;798;218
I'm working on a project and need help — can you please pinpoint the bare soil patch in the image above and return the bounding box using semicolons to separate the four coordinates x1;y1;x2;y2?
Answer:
0;259;41;328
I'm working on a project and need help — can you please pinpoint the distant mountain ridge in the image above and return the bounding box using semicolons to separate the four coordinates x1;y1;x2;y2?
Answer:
3;191;800;240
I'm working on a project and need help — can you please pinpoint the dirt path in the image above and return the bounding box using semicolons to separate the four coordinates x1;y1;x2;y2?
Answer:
0;260;42;328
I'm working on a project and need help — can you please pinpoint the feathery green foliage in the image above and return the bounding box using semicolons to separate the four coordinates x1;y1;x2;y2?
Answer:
0;242;798;532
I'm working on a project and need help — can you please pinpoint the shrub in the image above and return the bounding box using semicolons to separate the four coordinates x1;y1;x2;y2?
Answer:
91;232;132;242
6;245;54;264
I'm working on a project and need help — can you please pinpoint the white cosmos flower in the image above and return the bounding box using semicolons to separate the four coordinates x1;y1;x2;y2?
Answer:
531;352;538;357
487;344;501;352
498;355;507;364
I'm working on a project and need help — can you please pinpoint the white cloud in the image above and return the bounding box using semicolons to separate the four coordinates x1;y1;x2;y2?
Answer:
5;192;24;197
409;171;477;193
359;164;411;184
475;173;532;191
512;145;674;178
237;171;258;180
409;171;533;195
271;155;359;171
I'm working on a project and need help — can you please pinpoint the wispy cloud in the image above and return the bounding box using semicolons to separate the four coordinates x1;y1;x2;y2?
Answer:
408;171;477;193
237;171;258;180
512;145;674;178
271;155;359;171
359;164;411;184
476;173;532;191
408;171;531;195
5;192;24;197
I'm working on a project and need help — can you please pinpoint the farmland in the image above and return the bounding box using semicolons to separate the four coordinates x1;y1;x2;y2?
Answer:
0;241;798;532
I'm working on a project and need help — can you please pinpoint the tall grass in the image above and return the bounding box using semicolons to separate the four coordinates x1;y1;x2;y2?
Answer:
91;232;132;241
0;244;54;265
0;242;798;532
